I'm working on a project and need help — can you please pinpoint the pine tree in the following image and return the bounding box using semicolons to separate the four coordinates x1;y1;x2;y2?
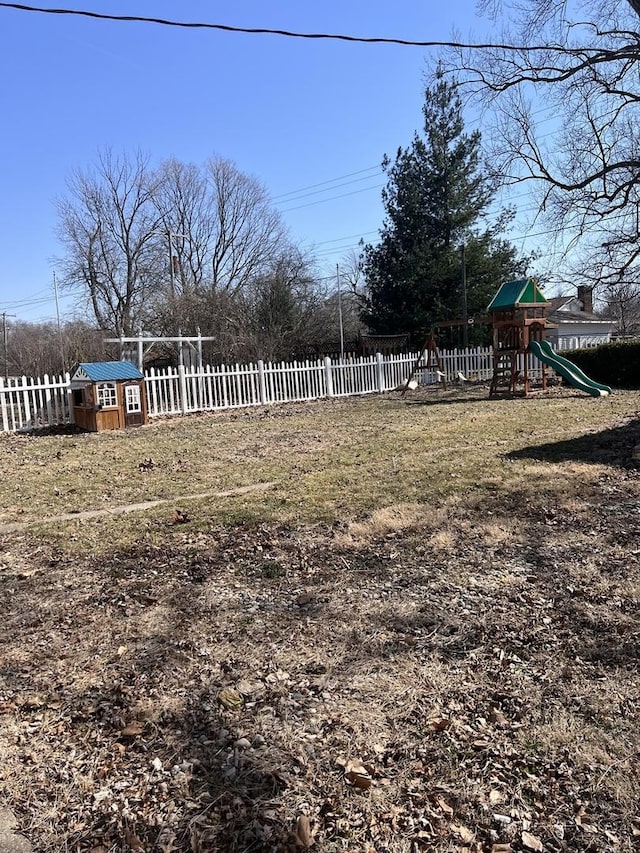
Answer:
361;70;527;343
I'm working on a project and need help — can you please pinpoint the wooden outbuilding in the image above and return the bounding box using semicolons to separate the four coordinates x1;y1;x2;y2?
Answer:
70;361;148;432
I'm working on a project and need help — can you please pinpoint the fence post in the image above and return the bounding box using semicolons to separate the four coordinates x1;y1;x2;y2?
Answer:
42;373;53;425
178;364;189;414
21;376;31;428
65;372;74;424
258;360;267;404
324;356;334;397
376;352;385;393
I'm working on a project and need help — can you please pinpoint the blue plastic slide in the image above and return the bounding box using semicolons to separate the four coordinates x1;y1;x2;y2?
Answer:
529;340;612;397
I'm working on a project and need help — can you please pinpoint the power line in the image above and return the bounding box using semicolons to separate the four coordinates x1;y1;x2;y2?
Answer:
273;172;385;205
279;182;384;213
0;294;53;309
271;166;382;201
0;3;607;52
314;230;378;247
314;240;364;255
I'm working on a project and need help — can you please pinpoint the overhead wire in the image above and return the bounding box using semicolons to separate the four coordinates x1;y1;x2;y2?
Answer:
0;3;606;52
278;183;385;213
271;166;382;201
1;290;54;309
273;173;385;207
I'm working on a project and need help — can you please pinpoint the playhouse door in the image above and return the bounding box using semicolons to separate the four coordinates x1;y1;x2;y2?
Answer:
124;383;143;427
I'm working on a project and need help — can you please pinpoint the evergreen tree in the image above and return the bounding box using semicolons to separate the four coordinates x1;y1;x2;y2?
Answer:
361;70;527;343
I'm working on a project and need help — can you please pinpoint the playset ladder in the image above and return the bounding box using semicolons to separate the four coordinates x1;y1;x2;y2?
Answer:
490;350;519;396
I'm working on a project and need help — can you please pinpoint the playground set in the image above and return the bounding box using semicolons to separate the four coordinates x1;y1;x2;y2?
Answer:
405;278;611;398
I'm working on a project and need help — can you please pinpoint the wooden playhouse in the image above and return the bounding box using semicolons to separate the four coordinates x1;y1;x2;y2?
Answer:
487;278;555;395
70;361;148;432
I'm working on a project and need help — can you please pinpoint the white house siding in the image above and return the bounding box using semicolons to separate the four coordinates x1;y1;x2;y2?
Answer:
547;320;613;348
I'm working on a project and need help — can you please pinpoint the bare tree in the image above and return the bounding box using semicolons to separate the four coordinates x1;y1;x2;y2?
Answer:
57;152;292;336
338;248;365;298
151;158;213;293
444;0;640;290
7;320;108;377
245;249;327;360
57;149;164;334
602;282;640;335
206;156;288;294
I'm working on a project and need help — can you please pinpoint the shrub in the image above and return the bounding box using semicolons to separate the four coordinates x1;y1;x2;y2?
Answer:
563;341;640;388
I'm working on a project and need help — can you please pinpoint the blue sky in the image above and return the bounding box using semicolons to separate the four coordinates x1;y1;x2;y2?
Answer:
0;1;541;323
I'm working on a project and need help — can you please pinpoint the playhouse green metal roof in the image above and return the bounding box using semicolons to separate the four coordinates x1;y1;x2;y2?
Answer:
487;278;549;312
71;361;144;382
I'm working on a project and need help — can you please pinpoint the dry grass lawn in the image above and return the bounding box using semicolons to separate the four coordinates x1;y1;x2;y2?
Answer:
1;385;640;852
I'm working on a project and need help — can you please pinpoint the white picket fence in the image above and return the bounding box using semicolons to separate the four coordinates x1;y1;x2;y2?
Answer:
0;373;73;434
0;340;596;434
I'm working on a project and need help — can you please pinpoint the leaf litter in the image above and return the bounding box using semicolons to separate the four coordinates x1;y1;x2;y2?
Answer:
0;392;640;851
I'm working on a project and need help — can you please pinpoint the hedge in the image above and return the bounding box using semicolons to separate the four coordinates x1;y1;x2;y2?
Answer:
562;341;640;389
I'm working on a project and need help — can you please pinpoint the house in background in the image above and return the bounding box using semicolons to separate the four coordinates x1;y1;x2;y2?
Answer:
545;286;614;348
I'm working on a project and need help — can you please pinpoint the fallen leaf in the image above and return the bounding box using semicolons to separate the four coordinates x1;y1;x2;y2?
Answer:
120;721;145;737
429;716;451;731
124;830;144;850
344;759;373;791
346;770;373;790
575;812;597;833
521;831;543;851
489;707;508;725
491;845;512;852
170;509;190;524
452;824;475;843
295;815;314;848
437;796;454;817
217;688;244;709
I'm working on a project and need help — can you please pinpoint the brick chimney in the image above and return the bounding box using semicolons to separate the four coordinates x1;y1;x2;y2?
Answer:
577;285;593;314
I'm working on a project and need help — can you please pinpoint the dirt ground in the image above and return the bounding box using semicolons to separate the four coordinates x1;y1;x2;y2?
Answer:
1;388;640;852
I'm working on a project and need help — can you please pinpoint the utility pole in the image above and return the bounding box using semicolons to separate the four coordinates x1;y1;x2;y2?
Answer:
336;263;345;358
2;311;16;382
53;271;67;372
168;230;189;298
168;231;175;298
461;244;468;349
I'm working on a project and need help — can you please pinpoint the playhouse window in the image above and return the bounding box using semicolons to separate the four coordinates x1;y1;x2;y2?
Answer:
97;382;117;408
125;385;141;413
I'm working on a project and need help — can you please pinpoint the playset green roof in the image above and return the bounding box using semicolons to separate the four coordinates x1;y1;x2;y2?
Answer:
487;278;549;313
